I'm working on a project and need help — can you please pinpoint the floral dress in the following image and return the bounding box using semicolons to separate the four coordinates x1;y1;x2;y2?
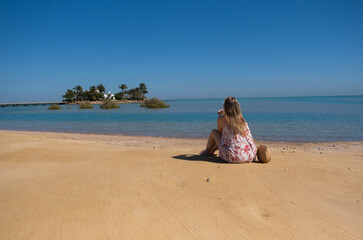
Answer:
219;123;257;163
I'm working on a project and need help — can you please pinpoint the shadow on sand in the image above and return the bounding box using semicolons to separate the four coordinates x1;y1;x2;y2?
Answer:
172;154;263;164
172;154;227;164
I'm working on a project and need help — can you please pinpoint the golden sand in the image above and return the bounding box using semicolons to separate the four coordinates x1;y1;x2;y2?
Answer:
0;130;362;239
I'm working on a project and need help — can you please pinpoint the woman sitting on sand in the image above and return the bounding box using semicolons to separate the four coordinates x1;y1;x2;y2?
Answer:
200;96;257;163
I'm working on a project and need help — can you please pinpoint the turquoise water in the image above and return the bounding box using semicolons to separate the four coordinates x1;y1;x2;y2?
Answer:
0;96;362;142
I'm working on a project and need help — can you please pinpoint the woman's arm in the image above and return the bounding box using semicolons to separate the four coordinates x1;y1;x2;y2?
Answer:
217;109;224;116
217;116;226;133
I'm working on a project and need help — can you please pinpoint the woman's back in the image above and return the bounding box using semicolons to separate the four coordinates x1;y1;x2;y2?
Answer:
201;96;256;163
219;123;257;163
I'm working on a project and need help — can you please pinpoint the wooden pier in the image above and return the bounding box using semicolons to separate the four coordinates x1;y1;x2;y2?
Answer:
0;102;66;107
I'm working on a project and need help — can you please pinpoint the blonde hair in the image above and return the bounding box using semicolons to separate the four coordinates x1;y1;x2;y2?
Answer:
223;96;247;136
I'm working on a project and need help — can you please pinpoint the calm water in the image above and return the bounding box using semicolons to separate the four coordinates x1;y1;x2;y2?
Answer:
0;96;362;142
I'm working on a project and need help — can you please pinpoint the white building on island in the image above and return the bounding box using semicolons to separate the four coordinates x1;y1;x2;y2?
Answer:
103;91;115;100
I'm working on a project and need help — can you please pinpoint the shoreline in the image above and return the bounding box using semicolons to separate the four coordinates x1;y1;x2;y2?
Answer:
0;129;362;145
1;130;362;155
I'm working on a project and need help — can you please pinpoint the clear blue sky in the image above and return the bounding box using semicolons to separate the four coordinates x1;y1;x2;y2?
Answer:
0;0;362;102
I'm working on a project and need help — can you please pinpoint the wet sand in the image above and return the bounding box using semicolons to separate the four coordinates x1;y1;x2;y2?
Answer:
0;130;362;239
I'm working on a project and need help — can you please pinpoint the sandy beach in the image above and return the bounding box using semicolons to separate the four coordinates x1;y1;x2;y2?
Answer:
0;130;362;239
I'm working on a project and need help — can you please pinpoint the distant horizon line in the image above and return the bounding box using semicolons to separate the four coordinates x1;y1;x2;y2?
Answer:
1;94;362;104
163;94;363;101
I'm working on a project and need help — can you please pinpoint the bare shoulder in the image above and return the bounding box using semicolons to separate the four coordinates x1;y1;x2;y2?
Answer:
217;116;227;127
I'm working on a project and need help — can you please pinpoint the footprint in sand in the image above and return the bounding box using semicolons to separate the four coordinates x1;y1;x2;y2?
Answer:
260;208;271;218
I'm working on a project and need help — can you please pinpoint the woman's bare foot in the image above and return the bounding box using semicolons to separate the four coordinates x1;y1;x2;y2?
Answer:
200;150;216;157
200;150;208;156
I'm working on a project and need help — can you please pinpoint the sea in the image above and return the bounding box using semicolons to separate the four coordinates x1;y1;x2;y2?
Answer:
0;96;362;142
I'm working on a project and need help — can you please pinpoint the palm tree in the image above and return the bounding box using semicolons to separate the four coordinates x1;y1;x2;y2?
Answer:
119;84;128;93
82;90;90;101
135;88;141;100
97;84;106;93
73;85;83;101
127;88;135;100
139;83;148;99
89;85;98;101
119;84;128;100
96;84;106;100
63;89;76;102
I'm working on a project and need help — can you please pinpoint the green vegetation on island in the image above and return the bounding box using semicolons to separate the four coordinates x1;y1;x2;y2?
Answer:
48;104;61;110
62;83;169;109
141;98;170;109
62;83;148;102
79;102;94;109
100;100;120;109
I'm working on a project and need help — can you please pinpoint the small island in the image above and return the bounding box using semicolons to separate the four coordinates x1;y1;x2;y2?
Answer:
60;83;168;109
62;83;148;103
141;98;170;108
100;100;120;109
79;102;93;109
47;104;61;110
